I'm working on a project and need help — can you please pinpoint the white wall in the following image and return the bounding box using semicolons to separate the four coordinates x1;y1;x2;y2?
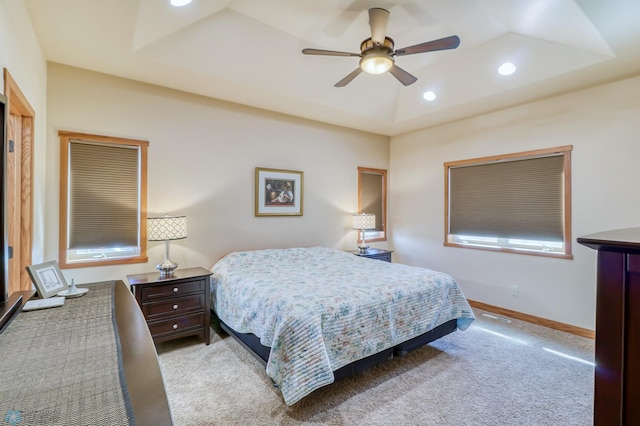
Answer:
0;0;48;263
390;74;640;330
46;63;389;284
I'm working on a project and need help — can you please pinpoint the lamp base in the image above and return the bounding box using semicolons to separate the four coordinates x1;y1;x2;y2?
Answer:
156;259;178;277
357;228;369;253
157;240;178;276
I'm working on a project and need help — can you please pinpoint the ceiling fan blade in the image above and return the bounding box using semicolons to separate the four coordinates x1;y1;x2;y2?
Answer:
335;68;363;87
394;35;460;56
388;64;417;86
302;48;360;57
368;8;389;44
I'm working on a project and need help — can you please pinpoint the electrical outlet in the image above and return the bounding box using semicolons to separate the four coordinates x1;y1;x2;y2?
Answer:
510;285;519;296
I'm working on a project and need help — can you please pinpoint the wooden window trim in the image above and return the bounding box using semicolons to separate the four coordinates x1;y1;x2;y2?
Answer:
59;131;148;268
358;167;387;243
4;68;35;292
443;145;573;259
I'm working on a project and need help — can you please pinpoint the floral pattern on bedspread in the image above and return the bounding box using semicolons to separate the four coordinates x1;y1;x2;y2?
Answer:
211;247;474;405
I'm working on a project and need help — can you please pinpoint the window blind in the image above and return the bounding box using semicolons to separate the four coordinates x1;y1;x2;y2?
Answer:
361;173;384;231
448;155;564;241
68;141;140;249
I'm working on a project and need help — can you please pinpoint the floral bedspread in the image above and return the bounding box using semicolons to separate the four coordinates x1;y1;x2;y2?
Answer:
211;247;475;405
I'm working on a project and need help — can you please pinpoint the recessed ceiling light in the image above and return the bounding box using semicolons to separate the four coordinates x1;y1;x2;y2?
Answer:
423;91;436;102
498;62;516;76
170;0;192;6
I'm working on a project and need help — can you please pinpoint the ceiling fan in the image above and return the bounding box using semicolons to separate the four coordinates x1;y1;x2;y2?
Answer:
302;7;460;87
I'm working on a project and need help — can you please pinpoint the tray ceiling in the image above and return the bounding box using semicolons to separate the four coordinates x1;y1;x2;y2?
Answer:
25;0;640;135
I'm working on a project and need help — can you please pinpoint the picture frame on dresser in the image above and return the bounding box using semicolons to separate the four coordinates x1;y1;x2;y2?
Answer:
26;261;69;299
255;167;304;216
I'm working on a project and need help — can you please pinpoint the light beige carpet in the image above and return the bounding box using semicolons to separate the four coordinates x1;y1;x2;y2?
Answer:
156;309;594;425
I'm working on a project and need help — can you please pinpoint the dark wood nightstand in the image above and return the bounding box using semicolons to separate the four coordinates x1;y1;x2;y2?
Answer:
348;248;393;262
127;267;212;345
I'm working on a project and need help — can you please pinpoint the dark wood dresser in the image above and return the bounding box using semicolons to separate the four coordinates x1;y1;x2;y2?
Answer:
0;281;172;426
578;228;640;426
128;267;212;345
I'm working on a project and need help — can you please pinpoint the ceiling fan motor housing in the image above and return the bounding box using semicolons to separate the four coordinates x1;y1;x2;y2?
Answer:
360;36;394;54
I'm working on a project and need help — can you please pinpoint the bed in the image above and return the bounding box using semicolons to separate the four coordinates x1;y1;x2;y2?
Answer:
210;247;475;405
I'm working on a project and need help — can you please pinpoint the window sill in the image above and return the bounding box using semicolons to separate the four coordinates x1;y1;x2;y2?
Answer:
443;242;573;260
60;255;149;269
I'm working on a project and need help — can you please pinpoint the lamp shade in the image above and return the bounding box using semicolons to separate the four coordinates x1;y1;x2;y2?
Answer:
148;216;187;241
352;213;376;230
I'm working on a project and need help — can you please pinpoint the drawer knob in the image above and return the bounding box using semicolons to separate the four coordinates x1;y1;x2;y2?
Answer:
173;304;178;310
172;324;178;330
173;287;179;293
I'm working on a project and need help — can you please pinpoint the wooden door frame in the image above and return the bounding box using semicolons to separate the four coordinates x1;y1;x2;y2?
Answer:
4;69;34;293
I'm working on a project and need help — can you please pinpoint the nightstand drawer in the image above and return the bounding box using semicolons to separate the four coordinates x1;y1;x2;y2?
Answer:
140;279;205;301
143;294;205;319
148;313;204;338
366;252;392;262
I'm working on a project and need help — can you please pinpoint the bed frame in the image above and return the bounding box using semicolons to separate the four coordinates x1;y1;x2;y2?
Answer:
215;311;457;383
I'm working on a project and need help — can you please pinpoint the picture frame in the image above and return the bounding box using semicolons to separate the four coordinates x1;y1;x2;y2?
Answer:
26;261;69;298
255;167;304;216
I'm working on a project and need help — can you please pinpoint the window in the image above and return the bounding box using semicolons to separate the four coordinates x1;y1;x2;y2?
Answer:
59;131;148;268
358;167;387;242
444;145;572;259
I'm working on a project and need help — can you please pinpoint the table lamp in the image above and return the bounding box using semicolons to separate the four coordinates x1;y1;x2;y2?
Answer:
148;215;187;276
352;213;376;253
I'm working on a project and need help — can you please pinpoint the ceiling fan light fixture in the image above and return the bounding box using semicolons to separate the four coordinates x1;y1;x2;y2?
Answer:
360;55;393;75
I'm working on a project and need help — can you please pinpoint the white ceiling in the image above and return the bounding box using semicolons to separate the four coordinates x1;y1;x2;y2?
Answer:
24;0;640;136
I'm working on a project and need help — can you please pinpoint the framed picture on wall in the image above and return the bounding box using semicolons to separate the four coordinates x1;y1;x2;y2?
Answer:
255;167;304;216
26;261;69;298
